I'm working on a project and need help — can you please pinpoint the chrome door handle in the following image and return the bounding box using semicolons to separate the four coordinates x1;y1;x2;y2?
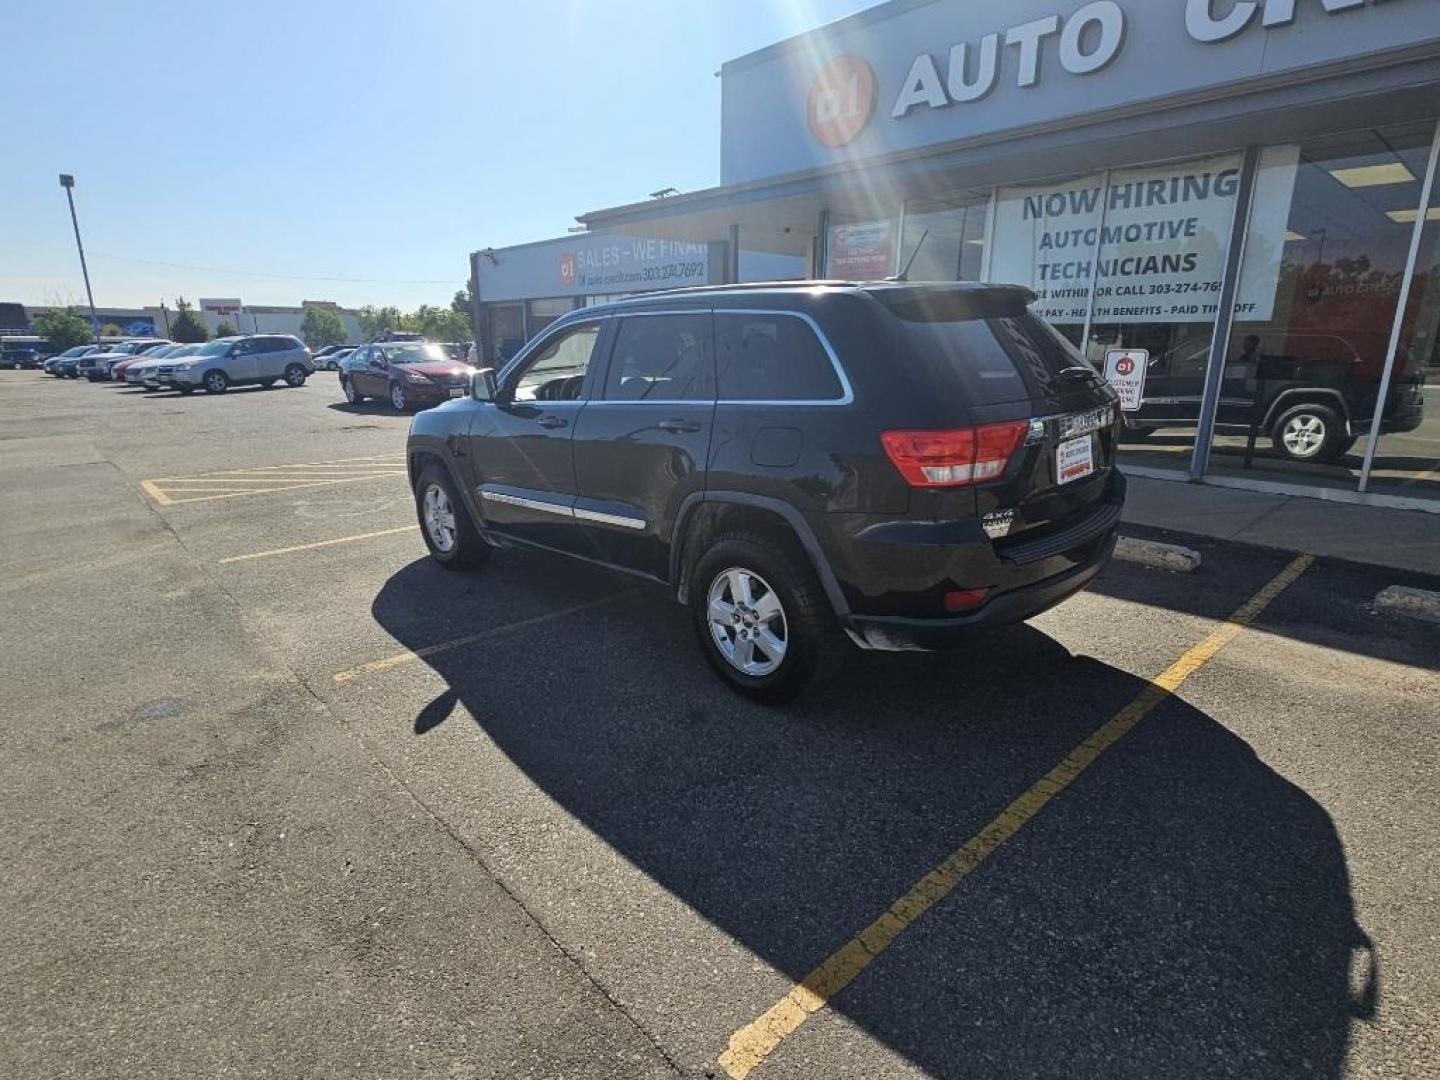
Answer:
537;415;568;429
658;419;701;433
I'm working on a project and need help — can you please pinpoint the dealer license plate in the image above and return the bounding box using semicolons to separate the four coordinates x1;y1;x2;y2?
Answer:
1056;435;1095;485
448;386;466;398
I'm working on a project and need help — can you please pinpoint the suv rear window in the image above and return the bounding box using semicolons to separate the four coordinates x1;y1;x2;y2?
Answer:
715;312;843;402
887;310;1092;407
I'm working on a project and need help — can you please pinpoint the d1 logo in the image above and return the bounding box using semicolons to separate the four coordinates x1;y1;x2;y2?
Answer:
1114;355;1136;377
807;54;875;148
558;252;578;287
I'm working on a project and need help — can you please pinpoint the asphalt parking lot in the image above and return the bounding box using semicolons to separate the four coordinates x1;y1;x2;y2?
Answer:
3;369;1438;1080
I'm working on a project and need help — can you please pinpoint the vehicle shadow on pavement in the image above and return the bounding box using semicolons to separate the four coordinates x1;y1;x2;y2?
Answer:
372;554;1376;1079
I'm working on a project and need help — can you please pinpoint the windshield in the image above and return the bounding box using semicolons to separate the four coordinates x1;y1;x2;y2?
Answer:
383;343;447;365
60;346;92;357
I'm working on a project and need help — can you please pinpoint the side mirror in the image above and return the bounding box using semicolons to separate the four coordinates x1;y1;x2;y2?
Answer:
471;367;498;402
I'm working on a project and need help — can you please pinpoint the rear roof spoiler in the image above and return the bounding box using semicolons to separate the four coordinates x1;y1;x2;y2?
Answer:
864;283;1038;322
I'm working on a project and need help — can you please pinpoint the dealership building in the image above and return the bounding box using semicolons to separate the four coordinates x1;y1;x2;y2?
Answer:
479;0;1439;512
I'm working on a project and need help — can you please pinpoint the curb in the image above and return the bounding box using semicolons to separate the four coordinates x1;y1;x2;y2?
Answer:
1114;536;1202;573
1374;586;1440;624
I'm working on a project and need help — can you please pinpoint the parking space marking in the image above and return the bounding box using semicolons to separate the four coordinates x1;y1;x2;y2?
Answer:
218;526;417;564
331;592;638;684
717;553;1315;1080
142;455;408;505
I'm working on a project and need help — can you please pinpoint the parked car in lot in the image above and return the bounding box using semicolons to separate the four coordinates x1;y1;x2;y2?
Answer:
123;344;195;387
43;345;94;375
340;341;474;411
156;334;312;394
51;344;112;378
79;339;169;381
103;341;174;382
1123;331;1424;463
406;281;1124;702
2;335;50;369
311;344;354;370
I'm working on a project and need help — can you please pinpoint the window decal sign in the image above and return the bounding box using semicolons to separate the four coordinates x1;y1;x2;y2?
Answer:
827;220;894;279
986;149;1299;325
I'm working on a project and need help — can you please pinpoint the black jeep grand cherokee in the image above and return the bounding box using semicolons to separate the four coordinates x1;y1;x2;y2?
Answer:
407;281;1124;703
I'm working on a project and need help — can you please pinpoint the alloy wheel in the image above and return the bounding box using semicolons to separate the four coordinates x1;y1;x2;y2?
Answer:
1281;413;1326;459
343;378;357;403
422;483;456;553
707;567;788;676
391;383;406;411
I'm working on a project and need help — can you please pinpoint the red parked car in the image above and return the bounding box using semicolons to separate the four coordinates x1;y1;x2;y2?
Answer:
338;341;475;411
110;342;175;381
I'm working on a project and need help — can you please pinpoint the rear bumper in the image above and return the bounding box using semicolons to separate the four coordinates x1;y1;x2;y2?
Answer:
834;471;1125;651
842;531;1115;651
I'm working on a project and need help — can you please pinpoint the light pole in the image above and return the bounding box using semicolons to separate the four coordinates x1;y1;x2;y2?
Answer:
58;174;100;346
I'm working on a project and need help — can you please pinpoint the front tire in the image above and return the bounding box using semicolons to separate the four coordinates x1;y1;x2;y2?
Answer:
203;370;229;394
284;363;307;387
689;532;842;705
1272;403;1343;463
415;464;489;570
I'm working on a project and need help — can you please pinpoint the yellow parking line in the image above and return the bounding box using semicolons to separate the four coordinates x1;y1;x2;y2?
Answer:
139;479;173;506
332;593;636;684
145;473;408;506
717;553;1315;1080
219;526;416;564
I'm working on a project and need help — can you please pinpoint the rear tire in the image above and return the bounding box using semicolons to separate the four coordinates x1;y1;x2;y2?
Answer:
342;377;363;404
415;464;489;570
689;532;842;705
284;363;307;387
1272;402;1343;463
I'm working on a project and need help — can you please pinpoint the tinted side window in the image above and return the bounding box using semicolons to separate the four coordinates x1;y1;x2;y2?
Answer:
603;313;712;401
513;323;601;402
715;312;844;402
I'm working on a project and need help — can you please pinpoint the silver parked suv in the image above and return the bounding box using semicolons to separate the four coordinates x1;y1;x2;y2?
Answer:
156;334;313;394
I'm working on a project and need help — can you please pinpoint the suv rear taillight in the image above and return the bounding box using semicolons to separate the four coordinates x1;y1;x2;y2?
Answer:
881;421;1028;487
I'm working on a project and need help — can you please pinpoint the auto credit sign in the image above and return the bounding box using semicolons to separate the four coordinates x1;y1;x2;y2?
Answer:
1104;347;1148;411
720;0;1432;184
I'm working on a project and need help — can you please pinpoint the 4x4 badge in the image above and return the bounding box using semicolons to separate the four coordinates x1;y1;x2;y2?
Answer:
982;509;1015;539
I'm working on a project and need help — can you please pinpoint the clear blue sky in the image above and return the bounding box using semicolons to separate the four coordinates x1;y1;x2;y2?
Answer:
4;0;873;311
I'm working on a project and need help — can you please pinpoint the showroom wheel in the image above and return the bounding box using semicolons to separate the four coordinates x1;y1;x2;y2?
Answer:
390;382;408;411
342;377;364;404
203;370;229;394
1272;402;1343;463
689;532;842;705
415;464;489;570
283;363;308;387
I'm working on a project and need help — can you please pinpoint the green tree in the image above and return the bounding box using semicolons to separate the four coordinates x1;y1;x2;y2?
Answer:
214;319;238;338
169;297;209;343
299;305;346;348
406;304;471;343
451;277;475;316
32;307;93;352
356;305;402;340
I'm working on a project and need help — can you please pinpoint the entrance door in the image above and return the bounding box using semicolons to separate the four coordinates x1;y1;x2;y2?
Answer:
570;310;716;576
467;319;607;552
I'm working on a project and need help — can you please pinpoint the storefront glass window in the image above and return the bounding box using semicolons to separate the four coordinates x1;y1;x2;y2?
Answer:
486;303;524;365
897;193;988;283
1359;123;1440;504
526;296;577;339
986;156;1249;474
1207;123;1439;494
